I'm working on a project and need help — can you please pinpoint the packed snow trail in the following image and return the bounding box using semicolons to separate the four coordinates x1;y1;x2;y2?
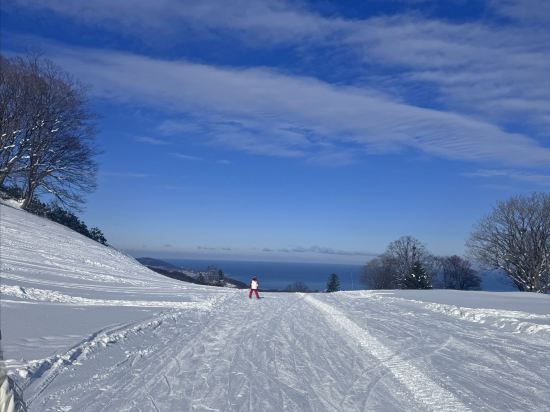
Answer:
304;295;470;411
15;291;549;412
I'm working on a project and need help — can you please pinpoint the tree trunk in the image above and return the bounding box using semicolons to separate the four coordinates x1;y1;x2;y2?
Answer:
21;186;35;209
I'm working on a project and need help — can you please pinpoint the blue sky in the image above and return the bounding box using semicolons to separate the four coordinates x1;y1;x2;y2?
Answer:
2;0;550;263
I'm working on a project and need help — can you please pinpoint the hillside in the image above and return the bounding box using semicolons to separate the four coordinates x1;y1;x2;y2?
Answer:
1;203;550;411
135;257;179;270
136;257;249;289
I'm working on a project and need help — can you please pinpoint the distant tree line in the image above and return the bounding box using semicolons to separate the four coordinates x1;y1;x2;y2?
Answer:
285;281;310;293
362;192;550;294
283;273;341;293
1;53;106;245
361;235;475;291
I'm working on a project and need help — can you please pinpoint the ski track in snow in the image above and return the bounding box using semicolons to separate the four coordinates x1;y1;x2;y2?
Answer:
22;293;234;408
21;293;419;412
324;291;550;411
20;290;550;412
0;285;210;309
303;294;471;412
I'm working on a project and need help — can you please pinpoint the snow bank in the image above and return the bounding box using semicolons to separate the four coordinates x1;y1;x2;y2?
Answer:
423;302;550;339
347;290;550;340
0;198;22;209
1;285;214;309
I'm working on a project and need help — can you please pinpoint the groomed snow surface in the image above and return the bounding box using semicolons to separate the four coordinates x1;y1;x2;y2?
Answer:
1;204;550;411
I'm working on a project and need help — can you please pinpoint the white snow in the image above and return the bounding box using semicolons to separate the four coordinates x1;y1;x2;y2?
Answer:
0;198;22;209
1;203;550;411
304;294;470;411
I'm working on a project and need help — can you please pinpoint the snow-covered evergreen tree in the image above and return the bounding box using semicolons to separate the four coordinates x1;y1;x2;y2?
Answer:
402;262;431;289
326;273;340;292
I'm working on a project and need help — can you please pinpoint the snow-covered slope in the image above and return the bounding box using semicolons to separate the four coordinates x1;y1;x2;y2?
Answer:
0;204;231;401
1;204;550;411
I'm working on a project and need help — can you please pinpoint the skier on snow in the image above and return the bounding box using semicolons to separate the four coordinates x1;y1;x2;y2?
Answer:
249;276;260;299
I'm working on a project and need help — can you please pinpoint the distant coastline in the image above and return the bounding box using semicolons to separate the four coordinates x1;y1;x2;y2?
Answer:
165;258;362;291
139;257;517;292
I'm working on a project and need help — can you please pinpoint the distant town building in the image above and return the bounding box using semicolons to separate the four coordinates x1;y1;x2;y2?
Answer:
199;266;221;284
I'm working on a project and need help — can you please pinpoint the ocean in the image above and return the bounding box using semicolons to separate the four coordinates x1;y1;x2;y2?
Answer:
165;259;364;291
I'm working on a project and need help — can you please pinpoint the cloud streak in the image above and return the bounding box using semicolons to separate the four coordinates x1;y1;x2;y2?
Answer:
135;136;171;145
100;171;150;178
9;0;550;135
464;169;550;186
268;246;376;257
7;0;550;170
172;153;202;161
27;45;547;168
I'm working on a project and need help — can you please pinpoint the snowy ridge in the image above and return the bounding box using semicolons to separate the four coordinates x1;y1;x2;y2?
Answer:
0;198;23;209
304;294;471;412
422;302;550;339
1;203;172;288
1;285;213;309
0;203;227;307
353;292;550;340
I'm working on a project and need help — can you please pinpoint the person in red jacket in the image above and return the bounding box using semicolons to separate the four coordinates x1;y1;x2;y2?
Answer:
249;276;260;299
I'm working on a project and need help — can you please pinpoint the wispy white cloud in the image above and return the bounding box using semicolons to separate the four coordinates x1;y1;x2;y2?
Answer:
197;245;233;251
172;153;202;161
100;171;150;178
464;169;550;186
197;245;217;251
42;45;550;168
157;120;203;135
354;15;550;131
161;185;188;191
16;0;547;135
135;136;171;145
7;0;338;43
273;245;375;257
7;0;550;170
490;0;550;24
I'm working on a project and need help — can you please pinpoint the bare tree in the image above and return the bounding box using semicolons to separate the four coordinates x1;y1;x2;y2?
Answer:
439;255;481;290
285;281;310;292
361;256;396;289
385;235;435;288
0;54;97;209
361;236;435;289
467;193;550;293
0;55;35;186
